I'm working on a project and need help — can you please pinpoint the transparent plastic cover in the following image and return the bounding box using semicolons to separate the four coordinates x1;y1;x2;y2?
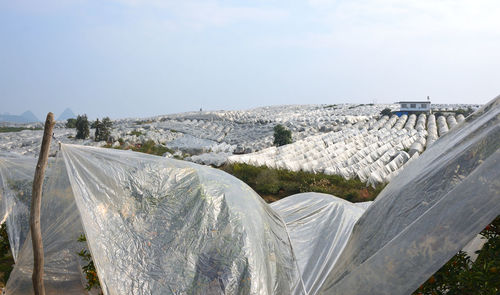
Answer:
0;95;498;295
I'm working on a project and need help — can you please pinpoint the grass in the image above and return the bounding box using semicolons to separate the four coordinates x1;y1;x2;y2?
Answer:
220;163;385;203
0;127;42;133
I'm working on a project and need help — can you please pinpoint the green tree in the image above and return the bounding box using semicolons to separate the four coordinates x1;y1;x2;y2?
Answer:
65;118;77;128
380;108;392;117
273;124;292;147
94;117;112;142
75;115;90;139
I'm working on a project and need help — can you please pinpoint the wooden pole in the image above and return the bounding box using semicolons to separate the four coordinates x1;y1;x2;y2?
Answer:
30;112;55;295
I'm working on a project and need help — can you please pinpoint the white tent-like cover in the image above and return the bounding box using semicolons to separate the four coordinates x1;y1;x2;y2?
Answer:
0;96;498;294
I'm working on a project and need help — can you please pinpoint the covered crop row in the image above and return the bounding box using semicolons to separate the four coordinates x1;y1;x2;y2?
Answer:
229;114;463;186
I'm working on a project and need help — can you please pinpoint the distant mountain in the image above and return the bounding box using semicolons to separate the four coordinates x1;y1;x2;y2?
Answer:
20;111;40;123
0;111;40;123
57;108;76;121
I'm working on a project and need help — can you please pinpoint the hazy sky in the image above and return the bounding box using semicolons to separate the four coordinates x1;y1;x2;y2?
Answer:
1;0;499;120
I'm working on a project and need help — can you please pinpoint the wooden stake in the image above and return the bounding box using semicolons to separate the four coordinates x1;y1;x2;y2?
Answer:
30;112;55;295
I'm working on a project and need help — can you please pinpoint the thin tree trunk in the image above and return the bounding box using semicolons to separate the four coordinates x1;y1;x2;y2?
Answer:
30;112;55;295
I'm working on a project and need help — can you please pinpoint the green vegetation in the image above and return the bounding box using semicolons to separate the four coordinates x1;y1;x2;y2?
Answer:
77;234;102;295
0;224;10;259
220;163;384;203
273;124;292;147
380;108;392;117
130;140;174;156
105;139;176;157
75;114;90;139
135;120;153;125
94;117;112;142
130;130;143;137
413;216;500;295
66;118;77;128
0;224;13;287
0;126;42;133
455;107;474;117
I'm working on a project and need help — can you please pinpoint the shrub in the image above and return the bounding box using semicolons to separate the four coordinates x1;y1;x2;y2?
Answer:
413;215;500;295
65;118;77;128
455;107;474;117
131;140;174;156
273;124;292;147
75;115;90;139
380;108;392;117
77;234;102;294
255;169;280;195
0;224;10;258
220;163;381;202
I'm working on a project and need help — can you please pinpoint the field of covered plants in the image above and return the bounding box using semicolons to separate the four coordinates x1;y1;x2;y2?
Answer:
0;99;497;295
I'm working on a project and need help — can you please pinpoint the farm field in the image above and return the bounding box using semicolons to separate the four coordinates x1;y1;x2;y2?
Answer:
0;103;478;189
0;98;497;295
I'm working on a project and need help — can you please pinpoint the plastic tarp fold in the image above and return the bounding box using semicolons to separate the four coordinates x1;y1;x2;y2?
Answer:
60;145;305;295
0;156;36;262
270;193;370;295
4;156;89;294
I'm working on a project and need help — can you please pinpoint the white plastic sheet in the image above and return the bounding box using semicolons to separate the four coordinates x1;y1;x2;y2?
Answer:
271;193;370;295
3;156;90;294
61;145;304;295
0;155;35;262
319;96;500;294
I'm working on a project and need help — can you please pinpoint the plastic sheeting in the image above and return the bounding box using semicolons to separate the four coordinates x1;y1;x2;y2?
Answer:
0;96;498;295
0;155;36;262
61;145;304;295
3;156;90;294
271;193;370;295
319;96;500;294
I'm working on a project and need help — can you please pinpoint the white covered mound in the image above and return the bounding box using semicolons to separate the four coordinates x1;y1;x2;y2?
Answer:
0;96;498;294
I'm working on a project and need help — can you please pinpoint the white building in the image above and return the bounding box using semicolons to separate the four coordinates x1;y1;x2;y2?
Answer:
397;101;431;113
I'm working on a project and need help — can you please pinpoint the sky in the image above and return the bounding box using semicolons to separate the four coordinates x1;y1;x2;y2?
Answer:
1;0;499;120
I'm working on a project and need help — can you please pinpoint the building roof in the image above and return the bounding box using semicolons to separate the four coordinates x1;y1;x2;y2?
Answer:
396;101;431;104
